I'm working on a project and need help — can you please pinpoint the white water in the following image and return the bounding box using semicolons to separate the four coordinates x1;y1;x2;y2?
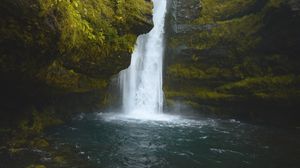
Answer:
119;0;167;118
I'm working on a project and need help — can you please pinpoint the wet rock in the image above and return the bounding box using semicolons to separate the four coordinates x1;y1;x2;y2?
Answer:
164;0;300;126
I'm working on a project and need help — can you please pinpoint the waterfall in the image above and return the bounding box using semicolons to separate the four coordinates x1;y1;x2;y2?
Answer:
119;0;167;116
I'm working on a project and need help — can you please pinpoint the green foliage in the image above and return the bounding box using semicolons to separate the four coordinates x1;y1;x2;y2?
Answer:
218;75;300;98
165;0;300;119
192;13;262;53
167;64;205;79
166;88;232;100
168;0;299;80
194;88;233;100
0;0;59;74
195;0;257;23
0;0;154;158
0;0;153;88
167;64;234;80
36;60;107;92
35;0;151;65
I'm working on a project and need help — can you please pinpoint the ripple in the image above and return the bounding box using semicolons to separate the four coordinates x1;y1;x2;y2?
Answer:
37;112;300;168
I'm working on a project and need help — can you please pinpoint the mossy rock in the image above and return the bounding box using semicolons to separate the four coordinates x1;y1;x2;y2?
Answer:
53;155;66;165
0;1;154;133
26;164;46;168
30;138;49;148
164;0;300;125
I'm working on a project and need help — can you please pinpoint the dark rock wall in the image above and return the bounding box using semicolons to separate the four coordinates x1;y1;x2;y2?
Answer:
165;0;300;126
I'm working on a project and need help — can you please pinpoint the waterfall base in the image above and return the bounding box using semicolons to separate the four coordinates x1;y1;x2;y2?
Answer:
98;112;180;122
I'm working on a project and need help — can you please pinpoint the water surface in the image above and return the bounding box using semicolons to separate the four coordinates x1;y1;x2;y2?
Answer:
44;113;300;168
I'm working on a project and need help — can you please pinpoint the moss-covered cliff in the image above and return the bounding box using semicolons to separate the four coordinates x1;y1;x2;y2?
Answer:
0;0;153;132
165;0;300;126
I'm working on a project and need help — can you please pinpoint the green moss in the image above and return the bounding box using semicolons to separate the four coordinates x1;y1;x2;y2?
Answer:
194;89;233;100
195;0;257;23
192;13;262;52
165;0;300;123
36;0;153;79
0;0;153;91
53;155;66;165
219;75;297;91
167;64;205;79
167;0;300;81
182;100;202;109
30;138;49;148
218;75;300;99
165;88;232;101
36;60;107;92
26;164;47;168
167;64;235;80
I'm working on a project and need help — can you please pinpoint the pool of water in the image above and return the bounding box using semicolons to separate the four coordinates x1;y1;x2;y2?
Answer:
1;113;299;168
42;113;300;168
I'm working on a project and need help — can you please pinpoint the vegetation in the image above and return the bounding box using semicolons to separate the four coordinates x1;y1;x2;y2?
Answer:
0;0;153;80
0;0;153;158
165;0;300;125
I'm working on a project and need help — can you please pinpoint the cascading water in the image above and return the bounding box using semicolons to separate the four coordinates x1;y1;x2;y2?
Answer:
119;0;167;118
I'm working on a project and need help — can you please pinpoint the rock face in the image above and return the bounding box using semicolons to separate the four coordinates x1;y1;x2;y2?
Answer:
0;0;153;127
165;0;300;126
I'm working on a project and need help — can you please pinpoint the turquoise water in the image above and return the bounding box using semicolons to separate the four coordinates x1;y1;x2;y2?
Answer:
44;113;300;168
1;113;299;168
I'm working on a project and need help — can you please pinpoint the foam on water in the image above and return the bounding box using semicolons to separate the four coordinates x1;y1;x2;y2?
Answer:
96;112;217;129
98;112;180;122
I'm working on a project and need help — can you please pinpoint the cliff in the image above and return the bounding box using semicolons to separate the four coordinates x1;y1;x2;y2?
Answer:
0;0;153;132
165;0;300;126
